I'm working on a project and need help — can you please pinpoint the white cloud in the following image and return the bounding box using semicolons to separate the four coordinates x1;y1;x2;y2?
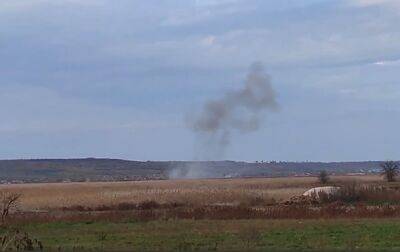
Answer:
111;23;400;69
351;0;400;7
373;59;400;66
161;0;254;26
0;0;103;12
195;0;243;7
339;86;400;100
200;35;216;46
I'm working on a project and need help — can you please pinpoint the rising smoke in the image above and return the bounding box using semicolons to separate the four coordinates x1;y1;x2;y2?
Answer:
189;62;279;160
169;62;279;179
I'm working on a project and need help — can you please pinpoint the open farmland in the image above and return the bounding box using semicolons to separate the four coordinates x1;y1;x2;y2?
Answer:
0;175;400;251
0;176;400;251
0;175;381;211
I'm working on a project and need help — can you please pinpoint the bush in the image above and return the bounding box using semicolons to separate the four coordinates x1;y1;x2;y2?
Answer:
316;183;400;205
0;191;21;226
318;170;330;184
136;200;161;210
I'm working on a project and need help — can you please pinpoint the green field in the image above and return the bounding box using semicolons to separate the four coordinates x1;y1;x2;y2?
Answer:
9;218;400;251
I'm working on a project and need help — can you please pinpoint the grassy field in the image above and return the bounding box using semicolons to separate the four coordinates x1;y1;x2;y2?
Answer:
1;175;399;251
0;175;382;211
14;218;400;251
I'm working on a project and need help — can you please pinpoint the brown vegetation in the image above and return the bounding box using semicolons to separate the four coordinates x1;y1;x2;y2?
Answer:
0;175;399;251
1;175;399;225
0;229;43;251
0;191;43;251
0;175;381;211
0;192;21;226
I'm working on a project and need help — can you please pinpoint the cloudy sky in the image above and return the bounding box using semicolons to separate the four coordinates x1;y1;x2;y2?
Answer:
1;0;400;161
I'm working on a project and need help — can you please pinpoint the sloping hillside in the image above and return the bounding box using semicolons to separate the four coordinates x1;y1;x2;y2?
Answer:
0;158;384;183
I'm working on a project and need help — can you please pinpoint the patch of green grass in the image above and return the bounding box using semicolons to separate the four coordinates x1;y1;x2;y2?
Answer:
9;219;400;251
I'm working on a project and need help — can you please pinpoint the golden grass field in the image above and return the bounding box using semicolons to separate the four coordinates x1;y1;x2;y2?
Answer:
0;175;382;211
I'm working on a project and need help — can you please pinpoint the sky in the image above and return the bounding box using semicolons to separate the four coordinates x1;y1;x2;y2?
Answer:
1;0;400;161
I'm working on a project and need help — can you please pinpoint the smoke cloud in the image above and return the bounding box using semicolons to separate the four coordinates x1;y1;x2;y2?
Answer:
168;162;215;179
189;62;279;159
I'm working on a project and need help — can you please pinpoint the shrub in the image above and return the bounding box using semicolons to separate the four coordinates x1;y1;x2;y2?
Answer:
0;229;43;251
0;191;21;226
136;200;161;210
318;170;330;184
317;183;400;205
116;202;136;211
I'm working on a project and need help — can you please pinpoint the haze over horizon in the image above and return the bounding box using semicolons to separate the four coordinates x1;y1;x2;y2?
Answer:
2;0;400;162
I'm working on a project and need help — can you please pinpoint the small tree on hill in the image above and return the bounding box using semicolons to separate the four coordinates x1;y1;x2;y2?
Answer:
381;161;399;182
318;170;329;184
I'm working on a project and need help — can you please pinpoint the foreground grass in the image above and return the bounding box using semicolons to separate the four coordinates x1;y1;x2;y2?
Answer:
9;218;400;251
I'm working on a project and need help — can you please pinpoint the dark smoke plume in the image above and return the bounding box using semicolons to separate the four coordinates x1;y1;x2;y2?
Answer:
189;62;279;159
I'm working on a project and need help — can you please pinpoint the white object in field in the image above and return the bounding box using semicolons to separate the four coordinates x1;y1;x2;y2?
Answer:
302;186;340;198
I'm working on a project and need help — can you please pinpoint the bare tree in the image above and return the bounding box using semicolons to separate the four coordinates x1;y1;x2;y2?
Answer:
318;170;330;184
0;191;21;226
381;161;399;182
0;192;43;251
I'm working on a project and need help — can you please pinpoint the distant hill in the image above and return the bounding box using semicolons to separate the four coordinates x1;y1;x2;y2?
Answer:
0;158;385;183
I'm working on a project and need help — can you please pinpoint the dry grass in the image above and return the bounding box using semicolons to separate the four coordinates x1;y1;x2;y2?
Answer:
0;175;382;211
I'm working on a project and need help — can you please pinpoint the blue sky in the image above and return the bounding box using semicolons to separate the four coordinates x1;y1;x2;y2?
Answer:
1;0;400;161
